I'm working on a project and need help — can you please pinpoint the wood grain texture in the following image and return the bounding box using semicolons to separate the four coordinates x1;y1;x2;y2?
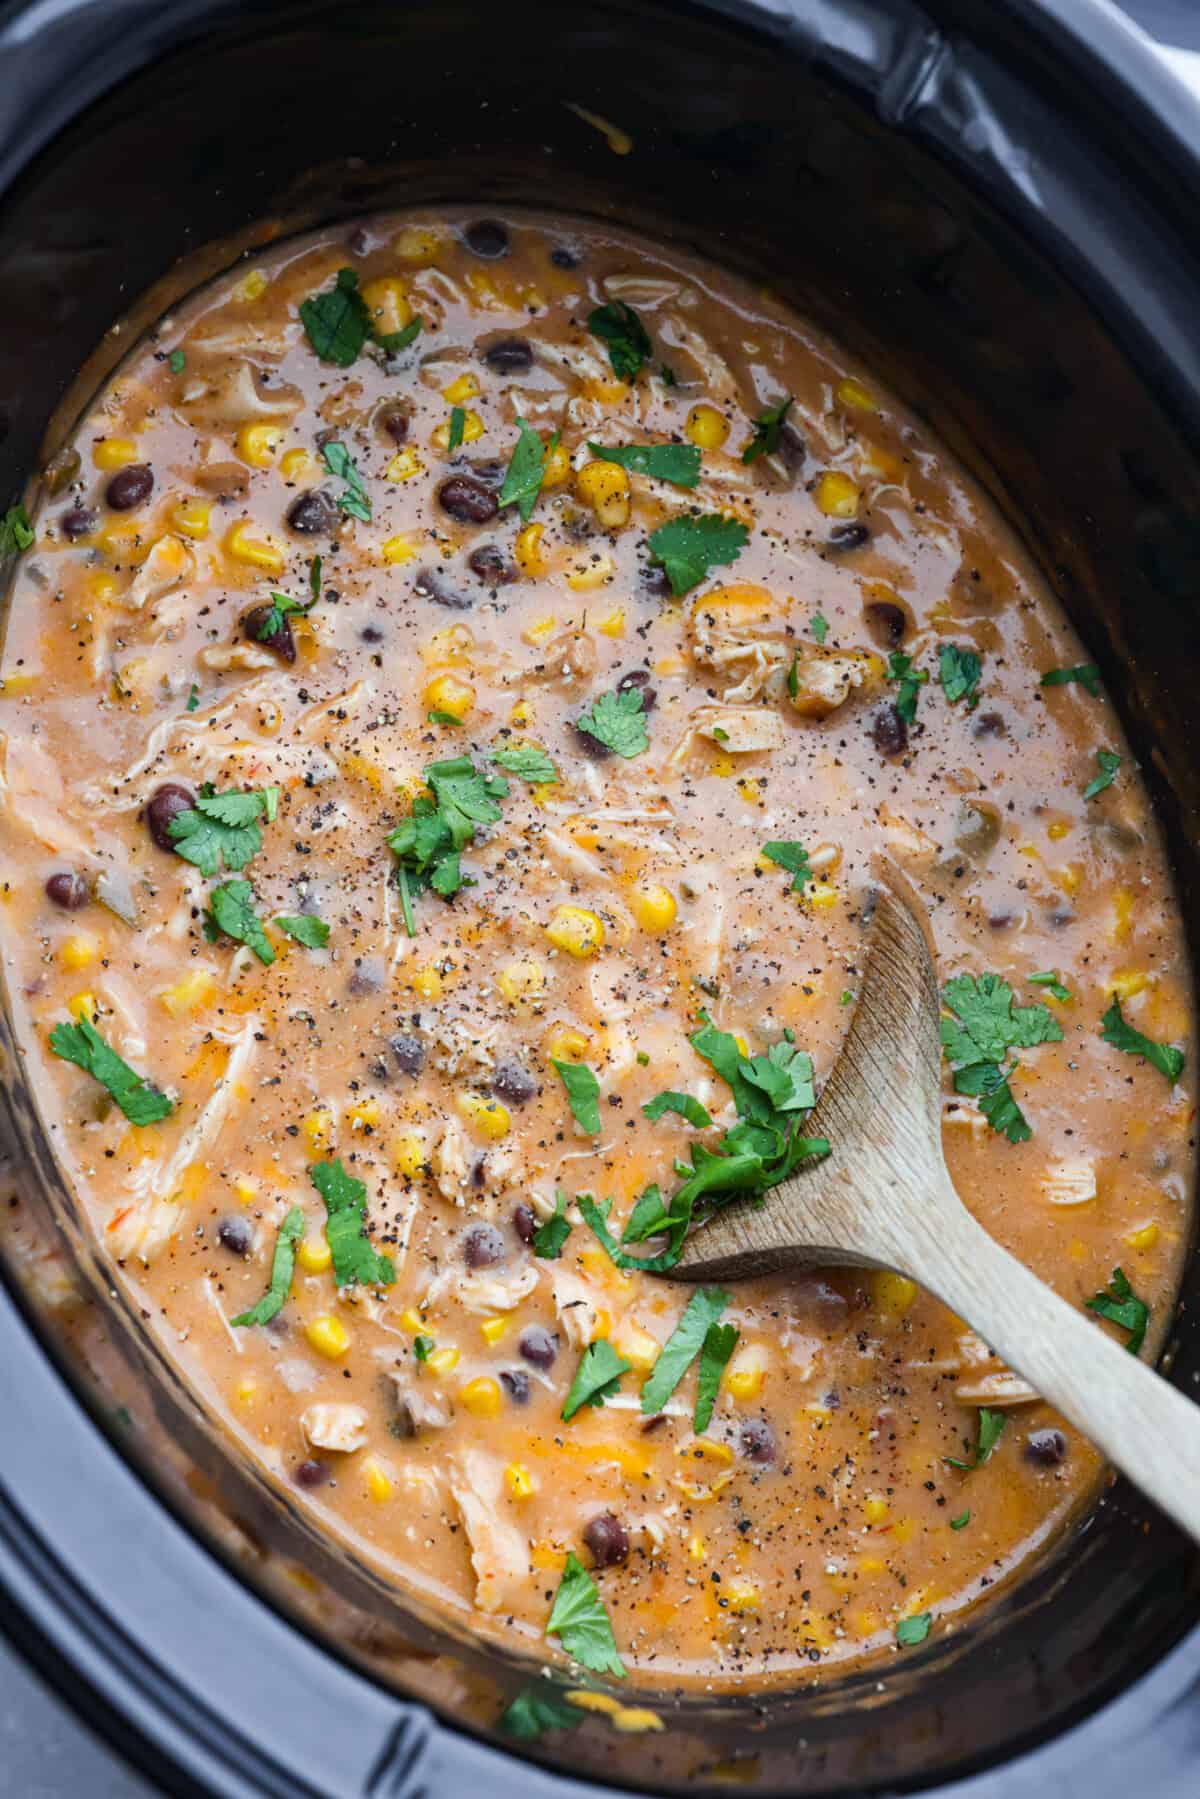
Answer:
671;866;1200;1543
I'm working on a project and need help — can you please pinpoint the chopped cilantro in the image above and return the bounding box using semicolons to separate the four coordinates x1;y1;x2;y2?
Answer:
167;785;278;877
447;406;466;453
205;879;275;964
310;1158;395;1290
647;513;749;597
1029;971;1071;1001
499;416;561;522
643;1091;711;1128
786;649;800;699
1085;1266;1149;1355
950;1511;970;1530
939;644;982;708
413;1333;435;1362
320;440;371;523
299;267;370;367
552;1059;601;1135
1083;748;1121;801
375;316;422;354
762;840;813;894
561;1340;631;1423
254;586;312;644
575;683;650;759
275;913;329;949
811;610;829;645
952;1059;1030;1142
587;300;652;383
641;1286;729;1415
427;709;463;727
1100;996;1184;1083
168;349;186;375
1041;663;1101;697
940;973;1061;1142
386;756;508;932
888;651;928;725
532;1190;572;1260
945;1406;1007;1470
492;745;559;784
742;395;794;465
546;1552;626;1677
896;1614;932;1647
0;505;34;556
693;1320;739;1432
185;683;199;712
230;1206;305;1327
48;1015;173;1125
586;440;701;488
499;1685;583;1743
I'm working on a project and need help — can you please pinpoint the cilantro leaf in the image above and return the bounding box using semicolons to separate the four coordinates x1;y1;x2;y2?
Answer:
492;746;559;784
275;913;330;948
1029;971;1071;1001
575;684;649;759
427;709;463;727
622;1185;676;1243
940;974;1062;1067
1085;1265;1150;1355
896;1614;932;1647
299;267;370;367
499;1685;583;1743
641;1287;728;1414
499;416;561;522
231;1206;305;1327
166;786;277;876
888;652;928;725
0;504;34;556
647;513;749;597
762;840;813;894
950;1511;970;1530
693;1320;739;1432
1041;664;1101;697
206;880;275;964
375;316;422;354
587;301;652;383
587;441;701;488
939;644;982;708
561;1340;631;1422
168;349;186;375
320;440;371;523
945;1406;1007;1470
578;1192;696;1276
448;406;466;454
254;588;311;644
643;1091;711;1128
1100;996;1184;1083
49;1015;173;1125
309;1158;394;1290
742;395;793;465
546;1552;626;1677
1083;748;1121;801
386;757;508;930
811;610;829;646
553;1059;601;1135
185;684;200;712
952;1059;1031;1143
532;1190;572;1260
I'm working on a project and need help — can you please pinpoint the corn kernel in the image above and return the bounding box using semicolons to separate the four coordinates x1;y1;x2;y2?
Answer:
225;522;285;573
59;933;97;971
688;1534;707;1561
171;497;211;540
836;376;876;411
280;447;321;483
1124;1221;1160;1251
93;438;138;471
457;1090;511;1140
1054;864;1081;897
410;964;443;1001
233;268;267;303
297;1235;333;1275
545;905;605;959
68;991;96;1023
96;519;150;564
566;552;616;592
1047;820;1070;841
546;1027;590;1064
235;423;281;468
733;1035;750;1058
510;699;532;726
872;1270;918;1317
515;523;547;577
725;1343;767;1401
160;970;216;1018
814;470;860;517
738;777;761;804
541;440;572;488
360;276;412;338
1108;969;1152;1002
611;1708;666;1735
433;408;484;451
480;1315;510;1346
613;1321;659;1373
442;372;481;404
376;535;419;570
808;881;838;910
680;1437;735;1467
581;376;629;406
597;608;626;637
363;1457;393;1503
864;1496;890;1524
498;958;545;1006
504;1462;535;1500
87;573;116;602
726;1582;760;1614
426;1345;460;1376
393;225;443;265
566;1689;622;1716
686;404;730;449
576;458;631;529
460;1375;503;1417
1112;888;1135;941
233;1176;257;1206
399;1308;426;1333
234;1377;259;1406
345;1098;380;1132
629;884;677;934
424;671;474;721
385;448;423;482
302;1109;334;1151
305;1314;350;1359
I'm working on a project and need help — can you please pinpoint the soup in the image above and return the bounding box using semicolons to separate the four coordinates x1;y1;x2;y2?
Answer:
0;208;1190;1692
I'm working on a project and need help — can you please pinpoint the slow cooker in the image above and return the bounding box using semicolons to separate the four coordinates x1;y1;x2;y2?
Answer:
1;0;1199;1793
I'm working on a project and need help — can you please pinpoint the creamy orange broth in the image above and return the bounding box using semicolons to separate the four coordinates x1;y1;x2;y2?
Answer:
0;208;1192;1691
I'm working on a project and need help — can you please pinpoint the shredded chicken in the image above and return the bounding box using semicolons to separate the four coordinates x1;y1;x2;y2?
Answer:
301;1403;370;1453
1041;1160;1097;1207
430;1120;471;1205
124;534;194;612
181;359;302;430
387;1374;452;1436
449;1449;529;1613
552;1265;605;1347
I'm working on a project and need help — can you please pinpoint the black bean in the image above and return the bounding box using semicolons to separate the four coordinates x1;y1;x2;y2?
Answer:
293;1459;327;1489
361;623;384;644
512;1203;536;1245
347;957;384;997
738;1418;777;1464
871;704;908;757
105;463;154;511
583;1512;629;1568
988;912;1016;931
641;561;673;599
60;504;96;540
491;1061;537;1106
500;1368;530;1404
413;565;473;609
468;458;509;491
376;404;410;445
779;423;808;472
481;335;533;375
286;489;339;535
1025;1428;1068;1467
145;782;195;852
827;521;870;552
464;219;509;259
347;226;370;257
389;1033;425;1076
617;668;657;712
217;1215;253;1255
973;711;1007;739
550;245;580;270
462;1223;506;1269
45;870;89;910
436;476;498;525
864;601;907;648
467;543;516;585
518;1325;557;1369
573;724;613;761
242;603;296;663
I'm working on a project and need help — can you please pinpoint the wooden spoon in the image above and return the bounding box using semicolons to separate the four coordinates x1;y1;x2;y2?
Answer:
668;866;1200;1542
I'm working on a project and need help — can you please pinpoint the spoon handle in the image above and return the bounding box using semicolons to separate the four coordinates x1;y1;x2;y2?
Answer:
894;1180;1200;1543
